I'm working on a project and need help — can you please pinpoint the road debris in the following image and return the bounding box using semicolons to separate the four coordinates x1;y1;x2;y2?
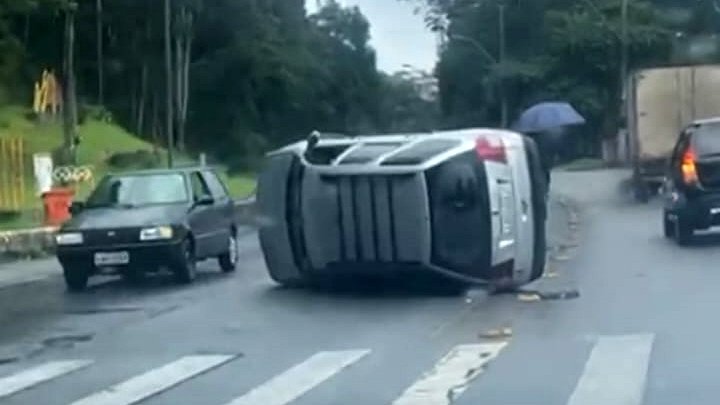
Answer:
517;292;542;302
478;327;513;339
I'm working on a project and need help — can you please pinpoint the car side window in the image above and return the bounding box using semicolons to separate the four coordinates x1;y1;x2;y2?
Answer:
190;172;212;201
202;171;229;200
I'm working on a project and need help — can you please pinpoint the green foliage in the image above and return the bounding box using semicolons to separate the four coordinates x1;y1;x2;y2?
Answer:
414;0;688;152
0;0;440;171
106;150;162;170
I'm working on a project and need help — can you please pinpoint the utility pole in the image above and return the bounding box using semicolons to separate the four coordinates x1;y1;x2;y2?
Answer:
96;0;104;105
620;0;629;104
164;0;174;168
62;2;79;165
498;3;508;128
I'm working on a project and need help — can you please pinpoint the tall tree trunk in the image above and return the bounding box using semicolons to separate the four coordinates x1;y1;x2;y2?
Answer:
175;30;184;151
152;90;160;153
23;13;30;45
164;0;174;167
137;62;148;136
62;5;78;165
96;0;104;105
174;7;193;152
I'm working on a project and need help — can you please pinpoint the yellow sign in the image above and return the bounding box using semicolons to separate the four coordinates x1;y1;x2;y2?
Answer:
33;69;62;116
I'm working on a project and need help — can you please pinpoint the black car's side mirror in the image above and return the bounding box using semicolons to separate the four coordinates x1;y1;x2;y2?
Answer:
70;201;84;215
195;195;215;206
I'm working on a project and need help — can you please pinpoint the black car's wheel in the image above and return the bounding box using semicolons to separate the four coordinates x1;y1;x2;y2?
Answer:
63;265;89;292
663;212;675;239
173;239;197;284
675;216;693;246
218;233;238;273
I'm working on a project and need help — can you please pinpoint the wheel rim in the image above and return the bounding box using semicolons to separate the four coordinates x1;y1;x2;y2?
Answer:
229;236;237;265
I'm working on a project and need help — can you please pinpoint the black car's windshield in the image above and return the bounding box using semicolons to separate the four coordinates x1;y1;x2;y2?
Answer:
86;174;188;207
694;125;720;157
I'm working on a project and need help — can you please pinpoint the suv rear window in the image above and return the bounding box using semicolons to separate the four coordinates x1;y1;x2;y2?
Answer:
694;125;720;156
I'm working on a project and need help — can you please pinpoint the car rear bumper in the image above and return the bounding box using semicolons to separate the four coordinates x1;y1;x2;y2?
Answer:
57;240;184;272
671;192;720;228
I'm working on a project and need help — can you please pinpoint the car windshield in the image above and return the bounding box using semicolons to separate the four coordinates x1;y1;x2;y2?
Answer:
694;125;720;156
86;174;188;207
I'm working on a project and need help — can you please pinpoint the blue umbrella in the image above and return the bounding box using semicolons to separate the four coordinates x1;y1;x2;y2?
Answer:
512;102;586;133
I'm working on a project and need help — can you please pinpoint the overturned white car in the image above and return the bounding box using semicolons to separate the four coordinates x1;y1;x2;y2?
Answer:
256;128;548;289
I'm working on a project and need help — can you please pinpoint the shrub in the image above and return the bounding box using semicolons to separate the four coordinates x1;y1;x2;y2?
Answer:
106;149;162;170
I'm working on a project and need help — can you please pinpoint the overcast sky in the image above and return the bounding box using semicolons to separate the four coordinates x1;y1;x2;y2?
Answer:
306;0;438;73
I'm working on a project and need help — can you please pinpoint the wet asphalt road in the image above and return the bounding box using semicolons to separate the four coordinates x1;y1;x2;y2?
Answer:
0;169;717;404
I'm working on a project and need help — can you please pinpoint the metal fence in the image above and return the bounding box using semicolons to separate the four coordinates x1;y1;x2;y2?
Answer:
0;138;25;212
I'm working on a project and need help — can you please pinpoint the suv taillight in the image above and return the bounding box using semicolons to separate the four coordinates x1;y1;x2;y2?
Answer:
475;136;506;163
681;147;699;185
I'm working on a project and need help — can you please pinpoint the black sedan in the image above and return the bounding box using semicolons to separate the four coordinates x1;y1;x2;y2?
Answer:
55;167;239;291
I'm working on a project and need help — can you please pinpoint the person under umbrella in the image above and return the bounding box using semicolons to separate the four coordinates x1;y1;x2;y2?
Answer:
512;102;586;189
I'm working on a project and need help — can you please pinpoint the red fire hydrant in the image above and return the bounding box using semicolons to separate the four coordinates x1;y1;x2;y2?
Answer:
42;188;75;226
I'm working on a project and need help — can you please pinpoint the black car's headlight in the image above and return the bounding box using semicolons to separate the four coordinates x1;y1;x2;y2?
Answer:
139;226;174;241
55;232;84;246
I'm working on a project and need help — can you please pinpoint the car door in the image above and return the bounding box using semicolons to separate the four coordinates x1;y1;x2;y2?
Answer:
188;171;217;258
202;170;234;253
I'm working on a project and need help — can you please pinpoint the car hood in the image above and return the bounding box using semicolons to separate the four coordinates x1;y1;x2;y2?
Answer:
64;205;188;230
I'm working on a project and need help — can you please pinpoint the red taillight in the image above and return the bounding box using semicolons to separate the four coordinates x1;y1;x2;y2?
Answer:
475;136;506;163
681;147;698;185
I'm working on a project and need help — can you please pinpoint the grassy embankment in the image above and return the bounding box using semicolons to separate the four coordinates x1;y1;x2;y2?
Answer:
0;106;256;230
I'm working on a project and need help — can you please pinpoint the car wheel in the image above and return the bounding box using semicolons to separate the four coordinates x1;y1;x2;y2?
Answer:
675;216;693;246
173;239;197;284
663;212;675;239
63;265;89;292
218;233;238;273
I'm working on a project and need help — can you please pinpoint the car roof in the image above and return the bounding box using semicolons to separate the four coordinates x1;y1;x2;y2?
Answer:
106;166;212;177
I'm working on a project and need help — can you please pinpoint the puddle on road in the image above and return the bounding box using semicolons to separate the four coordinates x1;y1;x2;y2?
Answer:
42;333;94;349
65;306;143;315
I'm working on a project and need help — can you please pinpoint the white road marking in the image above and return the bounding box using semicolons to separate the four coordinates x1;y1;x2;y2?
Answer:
392;342;508;405
70;355;236;405
0;360;93;399
567;334;654;405
224;349;370;405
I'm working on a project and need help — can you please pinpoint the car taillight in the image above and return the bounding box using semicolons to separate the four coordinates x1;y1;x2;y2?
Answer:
475;136;506;163
681;147;699;185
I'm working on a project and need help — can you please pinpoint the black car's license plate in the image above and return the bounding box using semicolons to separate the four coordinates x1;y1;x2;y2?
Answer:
94;251;129;266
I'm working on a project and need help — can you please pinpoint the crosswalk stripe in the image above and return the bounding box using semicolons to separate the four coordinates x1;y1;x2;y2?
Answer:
391;342;508;405
0;360;93;399
224;349;370;405
70;355;236;405
567;334;654;405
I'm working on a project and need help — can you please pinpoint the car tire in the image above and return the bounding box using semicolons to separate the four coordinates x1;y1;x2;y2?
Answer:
173;239;197;284
663;212;675;239
63;265;89;292
218;232;238;273
675;216;693;246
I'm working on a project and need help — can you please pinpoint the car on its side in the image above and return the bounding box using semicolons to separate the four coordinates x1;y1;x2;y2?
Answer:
256;129;548;290
663;118;720;245
55;167;239;291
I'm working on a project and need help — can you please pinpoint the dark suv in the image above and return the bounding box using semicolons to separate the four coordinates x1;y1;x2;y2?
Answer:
663;118;720;245
55;167;239;291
